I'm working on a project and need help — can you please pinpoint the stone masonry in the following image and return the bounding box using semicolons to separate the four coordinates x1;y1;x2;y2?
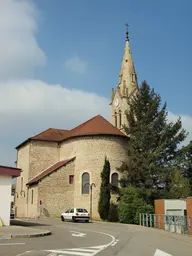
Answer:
14;30;137;220
38;160;75;217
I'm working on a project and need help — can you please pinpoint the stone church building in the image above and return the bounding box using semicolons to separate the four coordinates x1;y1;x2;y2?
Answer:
14;30;138;220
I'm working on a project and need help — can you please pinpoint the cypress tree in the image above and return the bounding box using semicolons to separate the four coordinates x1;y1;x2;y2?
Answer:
98;156;111;220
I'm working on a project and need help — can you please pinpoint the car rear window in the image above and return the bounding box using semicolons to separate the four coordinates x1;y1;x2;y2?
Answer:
76;208;87;213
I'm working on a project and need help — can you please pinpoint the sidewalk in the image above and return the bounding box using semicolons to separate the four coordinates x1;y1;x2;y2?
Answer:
0;219;51;238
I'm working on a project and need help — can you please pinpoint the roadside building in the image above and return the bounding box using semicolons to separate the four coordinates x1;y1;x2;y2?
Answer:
14;29;138;220
0;165;21;226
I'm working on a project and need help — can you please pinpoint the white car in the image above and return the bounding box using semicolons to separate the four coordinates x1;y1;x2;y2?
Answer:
61;207;90;222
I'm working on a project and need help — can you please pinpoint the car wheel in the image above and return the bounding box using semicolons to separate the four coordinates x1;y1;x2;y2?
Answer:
61;215;65;222
85;220;89;223
72;216;77;222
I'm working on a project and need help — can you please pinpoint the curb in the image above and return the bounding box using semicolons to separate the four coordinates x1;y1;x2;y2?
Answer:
10;230;52;238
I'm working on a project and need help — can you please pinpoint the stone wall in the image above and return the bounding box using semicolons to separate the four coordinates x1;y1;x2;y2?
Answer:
29;141;60;180
15;140;60;218
60;135;128;219
15;134;128;220
26;185;39;218
38;160;75;217
59;139;76;160
15;143;30;218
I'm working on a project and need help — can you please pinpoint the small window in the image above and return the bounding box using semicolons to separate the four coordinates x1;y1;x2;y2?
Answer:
70;208;74;213
111;173;119;194
82;172;90;194
65;209;70;213
69;175;74;184
131;73;135;83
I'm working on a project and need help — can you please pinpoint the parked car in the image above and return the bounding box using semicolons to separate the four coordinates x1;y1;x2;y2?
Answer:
61;208;89;222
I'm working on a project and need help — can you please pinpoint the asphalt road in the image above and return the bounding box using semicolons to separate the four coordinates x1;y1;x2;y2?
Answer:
0;218;192;256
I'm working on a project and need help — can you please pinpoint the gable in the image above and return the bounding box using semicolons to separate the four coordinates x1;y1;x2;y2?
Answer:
27;157;75;186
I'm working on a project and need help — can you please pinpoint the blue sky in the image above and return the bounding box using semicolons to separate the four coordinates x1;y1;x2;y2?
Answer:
34;0;191;114
0;0;191;166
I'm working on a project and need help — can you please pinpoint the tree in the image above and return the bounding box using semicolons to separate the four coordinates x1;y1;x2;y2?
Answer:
167;168;191;198
119;187;153;224
119;81;188;203
98;157;111;220
179;140;192;189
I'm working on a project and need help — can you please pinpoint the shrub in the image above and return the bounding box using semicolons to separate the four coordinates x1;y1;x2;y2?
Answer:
108;202;119;222
119;187;153;224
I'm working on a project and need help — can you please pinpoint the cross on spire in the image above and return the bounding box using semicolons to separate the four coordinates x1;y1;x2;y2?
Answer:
125;23;129;41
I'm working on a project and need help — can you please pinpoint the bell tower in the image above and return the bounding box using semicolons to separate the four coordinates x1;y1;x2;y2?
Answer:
110;25;138;131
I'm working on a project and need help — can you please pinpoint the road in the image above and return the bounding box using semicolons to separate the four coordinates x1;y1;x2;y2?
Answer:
0;218;192;256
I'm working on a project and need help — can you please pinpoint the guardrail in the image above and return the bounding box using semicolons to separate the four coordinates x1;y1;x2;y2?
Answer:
139;213;190;235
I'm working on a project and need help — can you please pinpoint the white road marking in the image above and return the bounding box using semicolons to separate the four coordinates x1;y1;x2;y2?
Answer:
70;231;86;237
16;252;32;256
111;239;119;247
88;245;106;249
68;248;98;252
0;242;25;246
154;249;172;256
20;226;116;256
46;245;107;256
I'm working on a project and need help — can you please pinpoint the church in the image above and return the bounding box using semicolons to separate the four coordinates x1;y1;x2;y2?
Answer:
14;29;139;220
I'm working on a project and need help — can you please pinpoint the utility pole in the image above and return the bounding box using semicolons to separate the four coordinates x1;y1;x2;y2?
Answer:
89;183;96;220
85;182;96;220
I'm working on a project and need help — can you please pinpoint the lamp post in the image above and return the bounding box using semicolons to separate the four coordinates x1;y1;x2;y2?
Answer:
85;182;96;220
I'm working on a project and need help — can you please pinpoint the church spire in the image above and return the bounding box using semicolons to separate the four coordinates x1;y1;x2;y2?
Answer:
125;23;129;41
118;24;138;97
110;25;139;131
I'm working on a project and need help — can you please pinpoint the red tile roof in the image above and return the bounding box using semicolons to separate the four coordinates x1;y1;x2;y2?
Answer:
27;157;75;186
31;128;69;141
16;115;127;149
0;165;21;178
64;115;125;139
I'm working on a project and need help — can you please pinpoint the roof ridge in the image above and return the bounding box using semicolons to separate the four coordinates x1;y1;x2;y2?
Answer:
27;158;75;181
16;114;127;150
27;159;64;181
27;157;75;186
48;128;69;131
70;115;101;133
31;128;53;139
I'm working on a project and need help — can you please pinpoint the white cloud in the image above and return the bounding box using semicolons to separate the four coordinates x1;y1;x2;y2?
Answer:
0;0;45;80
0;79;109;166
0;0;191;169
64;56;87;74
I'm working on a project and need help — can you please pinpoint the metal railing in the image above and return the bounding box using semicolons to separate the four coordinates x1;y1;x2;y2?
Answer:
139;213;191;235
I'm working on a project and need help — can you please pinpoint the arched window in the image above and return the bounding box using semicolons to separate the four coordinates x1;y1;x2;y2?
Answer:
82;172;90;194
114;113;117;127
111;173;119;194
119;110;122;127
